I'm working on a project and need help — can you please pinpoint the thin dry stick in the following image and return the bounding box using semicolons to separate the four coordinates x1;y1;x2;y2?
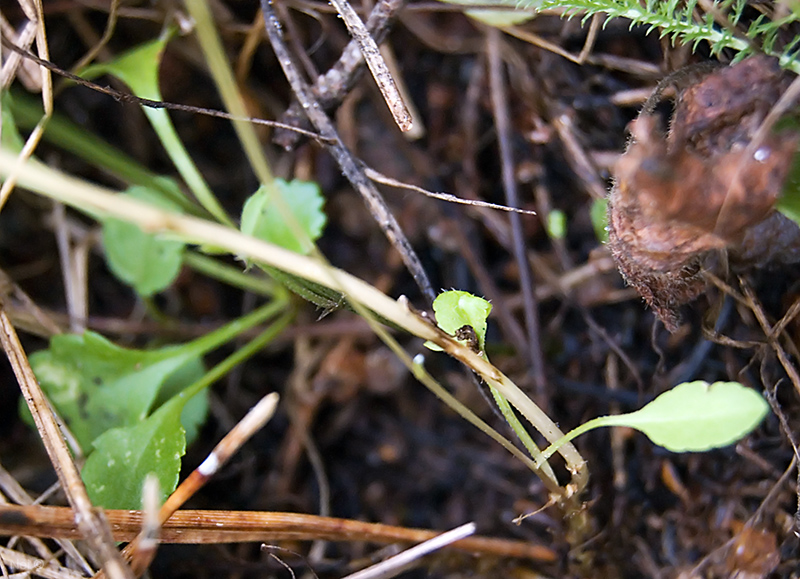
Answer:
741;281;800;400
260;0;435;303
0;306;132;579
0;544;86;579
0;37;328;142
486;29;547;403
0;505;557;562
364;167;536;215
0;463;94;575
109;393;280;578
0;0;53;212
68;0;120;72
0;11;39;90
577;13;602;64
274;0;407;149
340;523;475;579
328;0;412;132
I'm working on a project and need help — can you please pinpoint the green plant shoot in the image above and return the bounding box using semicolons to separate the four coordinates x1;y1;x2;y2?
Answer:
425;290;492;352
546;209;567;240
26;300;287;508
240;179;327;257
80;33;231;225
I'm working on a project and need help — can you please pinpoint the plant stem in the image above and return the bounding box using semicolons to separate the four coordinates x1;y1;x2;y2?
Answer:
179;298;290;361
536;415;616;468
184;252;280;298
0;150;587;496
180;311;294;402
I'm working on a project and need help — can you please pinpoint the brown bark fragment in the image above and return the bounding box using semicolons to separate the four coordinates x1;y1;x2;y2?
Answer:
607;56;800;331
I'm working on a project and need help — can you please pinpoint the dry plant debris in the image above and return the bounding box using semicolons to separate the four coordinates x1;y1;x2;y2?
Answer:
609;55;800;331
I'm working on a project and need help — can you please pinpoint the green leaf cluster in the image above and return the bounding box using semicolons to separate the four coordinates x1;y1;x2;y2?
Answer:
24;332;207;508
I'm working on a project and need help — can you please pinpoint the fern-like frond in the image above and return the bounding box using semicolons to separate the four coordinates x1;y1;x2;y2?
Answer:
528;0;800;73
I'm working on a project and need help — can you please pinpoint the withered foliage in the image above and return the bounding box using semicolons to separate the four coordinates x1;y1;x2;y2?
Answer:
608;56;800;331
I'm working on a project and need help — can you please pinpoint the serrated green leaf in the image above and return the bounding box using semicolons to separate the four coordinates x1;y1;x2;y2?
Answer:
102;186;185;296
82;396;185;509
28;331;200;450
240;179;326;255
430;290;492;351
598;381;769;452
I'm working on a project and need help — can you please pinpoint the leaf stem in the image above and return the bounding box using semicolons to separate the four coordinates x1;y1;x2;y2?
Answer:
177;298;290;361
180;311;294;402
184;251;280;298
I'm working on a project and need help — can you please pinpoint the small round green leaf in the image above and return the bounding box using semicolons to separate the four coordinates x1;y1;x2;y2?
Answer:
546;209;567;240
102;186;185;296
240;179;326;255
431;290;492;351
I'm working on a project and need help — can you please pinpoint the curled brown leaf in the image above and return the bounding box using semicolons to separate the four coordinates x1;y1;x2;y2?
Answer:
608;56;800;331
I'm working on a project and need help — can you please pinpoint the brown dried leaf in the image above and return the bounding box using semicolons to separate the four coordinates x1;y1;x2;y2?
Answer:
608;56;800;331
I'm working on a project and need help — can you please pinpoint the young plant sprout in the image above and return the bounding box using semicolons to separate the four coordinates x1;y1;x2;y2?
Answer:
428;290;770;469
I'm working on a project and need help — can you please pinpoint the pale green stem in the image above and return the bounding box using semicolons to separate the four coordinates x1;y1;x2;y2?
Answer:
180;310;294;402
183;251;280;298
536;414;623;468
182;0;274;187
178;298;289;361
141;107;233;226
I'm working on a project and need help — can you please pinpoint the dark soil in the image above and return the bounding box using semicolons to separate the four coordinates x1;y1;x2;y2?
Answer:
1;2;800;578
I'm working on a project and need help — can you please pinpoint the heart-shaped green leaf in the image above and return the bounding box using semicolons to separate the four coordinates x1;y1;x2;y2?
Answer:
28;331;201;450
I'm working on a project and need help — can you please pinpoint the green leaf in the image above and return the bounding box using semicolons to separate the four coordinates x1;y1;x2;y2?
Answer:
29;331;201;450
546;209;567;240
778;143;800;226
590;197;609;243
102;185;185;296
153;356;208;445
538;381;769;466
1;92;25;153
80;34;231;225
428;290;492;351
240;179;326;256
607;380;769;452
82;396;186;509
81;36;167;100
